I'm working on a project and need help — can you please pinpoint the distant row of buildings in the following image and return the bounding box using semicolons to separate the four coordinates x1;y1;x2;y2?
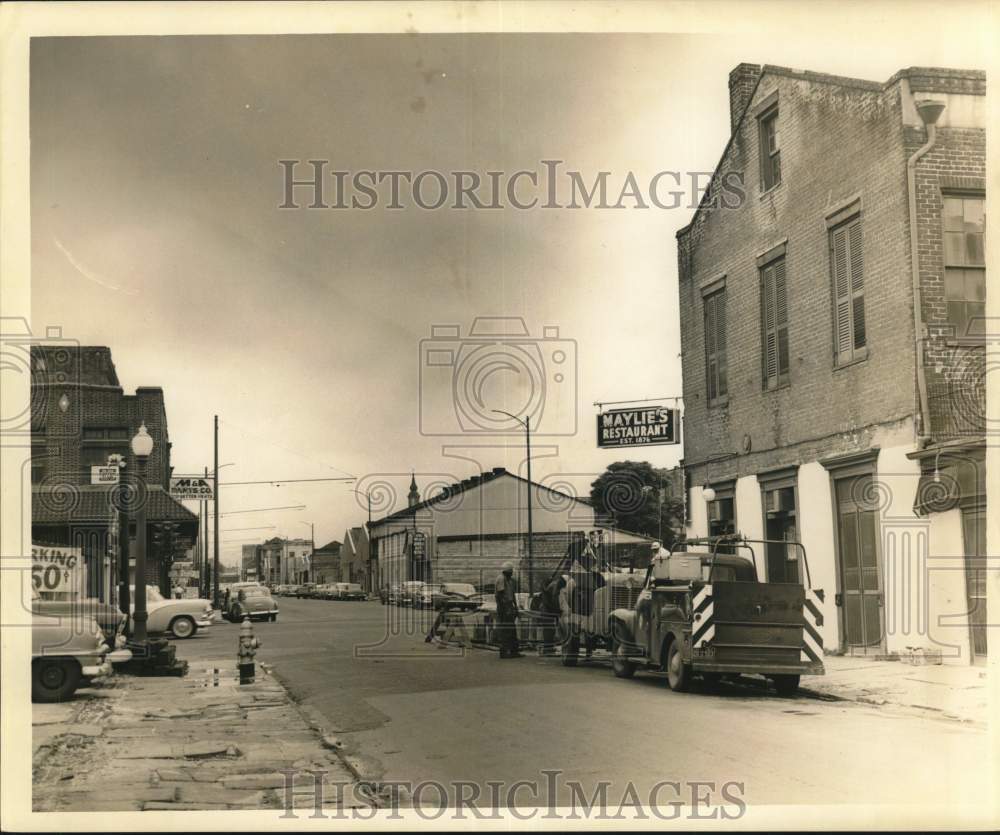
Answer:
239;528;370;587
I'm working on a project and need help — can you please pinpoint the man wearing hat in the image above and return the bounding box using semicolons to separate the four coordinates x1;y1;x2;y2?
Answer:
494;561;523;659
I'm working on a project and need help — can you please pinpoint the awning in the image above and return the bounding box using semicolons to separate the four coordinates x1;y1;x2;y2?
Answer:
32;485;199;527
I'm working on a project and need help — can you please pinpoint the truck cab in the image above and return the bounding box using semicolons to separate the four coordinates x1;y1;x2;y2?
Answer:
609;536;825;695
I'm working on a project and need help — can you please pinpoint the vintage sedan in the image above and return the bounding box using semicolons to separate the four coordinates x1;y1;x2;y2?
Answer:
227;585;280;622
417;582;480;611
33;595;128;645
32;610;113;702
334;583;367;601
399;581;426;607
130;585;215;639
295;583;317;599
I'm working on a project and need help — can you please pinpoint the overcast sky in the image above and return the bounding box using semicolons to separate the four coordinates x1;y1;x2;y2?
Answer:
30;31;987;554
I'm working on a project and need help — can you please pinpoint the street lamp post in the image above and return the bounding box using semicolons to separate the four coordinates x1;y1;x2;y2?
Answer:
130;422;154;643
492;410;534;594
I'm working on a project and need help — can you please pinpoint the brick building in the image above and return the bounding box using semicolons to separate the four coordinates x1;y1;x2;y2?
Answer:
368;468;654;592
30;345;199;600
677;64;986;663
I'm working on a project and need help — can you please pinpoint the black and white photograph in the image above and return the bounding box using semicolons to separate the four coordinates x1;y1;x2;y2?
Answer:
0;1;996;830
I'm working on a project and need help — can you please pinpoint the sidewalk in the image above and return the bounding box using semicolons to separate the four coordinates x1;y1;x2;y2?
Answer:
799;655;989;726
32;660;362;812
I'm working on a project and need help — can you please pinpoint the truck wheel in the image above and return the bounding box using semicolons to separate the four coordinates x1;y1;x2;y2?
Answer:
611;641;637;679
665;641;691;692
561;634;579;667
32;659;81;703
170;615;197;639
772;674;800;696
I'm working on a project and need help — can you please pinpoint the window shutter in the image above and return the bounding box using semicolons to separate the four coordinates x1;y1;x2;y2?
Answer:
848;221;866;349
832;226;852;359
774;259;789;376
715;290;727;395
763;266;777;386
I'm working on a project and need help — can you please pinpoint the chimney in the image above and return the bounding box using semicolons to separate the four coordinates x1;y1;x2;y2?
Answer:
728;63;762;134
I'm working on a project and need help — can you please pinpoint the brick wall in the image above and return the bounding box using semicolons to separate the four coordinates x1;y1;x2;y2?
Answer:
678;68;917;486
905;123;987;441
32;383;171;488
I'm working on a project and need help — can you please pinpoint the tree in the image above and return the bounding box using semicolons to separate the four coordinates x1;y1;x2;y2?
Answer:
589;461;685;547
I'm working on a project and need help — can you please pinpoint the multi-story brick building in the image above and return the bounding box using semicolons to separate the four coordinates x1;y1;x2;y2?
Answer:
677;64;986;663
30;345;199;600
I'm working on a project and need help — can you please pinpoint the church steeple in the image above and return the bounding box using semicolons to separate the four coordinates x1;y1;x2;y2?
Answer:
408;472;420;507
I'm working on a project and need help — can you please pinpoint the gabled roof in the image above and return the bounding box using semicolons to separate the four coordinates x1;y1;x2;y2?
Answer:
368;467;593;529
314;540;341;554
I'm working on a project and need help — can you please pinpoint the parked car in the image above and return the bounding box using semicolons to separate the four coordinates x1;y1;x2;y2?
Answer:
32;595;128;645
312;584;336;600
129;585;215;639
32;609;112;703
417;582;480;611
296;583;317;599
385;584;402;605
399;581;426;607
227;585;280;622
334;583;367;601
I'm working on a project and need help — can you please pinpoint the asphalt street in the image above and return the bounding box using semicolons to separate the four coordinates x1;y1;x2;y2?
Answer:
180;597;991;811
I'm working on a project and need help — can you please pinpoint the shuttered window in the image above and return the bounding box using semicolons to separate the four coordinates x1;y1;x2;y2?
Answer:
829;216;867;365
760;256;789;389
704;287;728;404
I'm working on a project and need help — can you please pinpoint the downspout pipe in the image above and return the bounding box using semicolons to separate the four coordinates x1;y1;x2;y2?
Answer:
907;95;946;447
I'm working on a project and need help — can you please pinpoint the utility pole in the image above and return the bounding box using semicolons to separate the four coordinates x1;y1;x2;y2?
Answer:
202;465;209;598
525;415;533;595
213;415;220;607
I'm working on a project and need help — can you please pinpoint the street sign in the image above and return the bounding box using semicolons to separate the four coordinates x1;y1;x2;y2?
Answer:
170;476;215;501
90;465;120;485
597;407;680;448
31;544;86;596
412;531;426;559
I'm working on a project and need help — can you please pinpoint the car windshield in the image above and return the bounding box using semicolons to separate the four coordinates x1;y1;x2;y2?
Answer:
145;587;164;602
443;583;475;596
245;588;269;597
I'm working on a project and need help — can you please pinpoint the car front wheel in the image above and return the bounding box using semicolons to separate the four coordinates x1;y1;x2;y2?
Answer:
170;615;197;639
32;658;81;703
665;640;691;692
611;641;637;679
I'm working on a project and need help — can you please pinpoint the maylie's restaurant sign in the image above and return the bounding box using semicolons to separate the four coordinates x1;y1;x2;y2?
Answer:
597;407;680;448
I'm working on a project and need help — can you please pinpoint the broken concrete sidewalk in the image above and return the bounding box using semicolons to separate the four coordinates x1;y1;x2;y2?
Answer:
32;660;364;812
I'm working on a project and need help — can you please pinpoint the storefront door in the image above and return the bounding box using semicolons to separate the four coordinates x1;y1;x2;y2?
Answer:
835;474;883;651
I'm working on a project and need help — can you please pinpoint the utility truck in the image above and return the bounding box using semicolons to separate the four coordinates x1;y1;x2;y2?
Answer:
607;535;825;695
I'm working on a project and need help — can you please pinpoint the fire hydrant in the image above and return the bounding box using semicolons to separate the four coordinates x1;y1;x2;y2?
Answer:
238;617;260;684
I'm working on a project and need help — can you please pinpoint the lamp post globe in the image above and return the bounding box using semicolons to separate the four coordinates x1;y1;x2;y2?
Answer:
131;422;154;458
